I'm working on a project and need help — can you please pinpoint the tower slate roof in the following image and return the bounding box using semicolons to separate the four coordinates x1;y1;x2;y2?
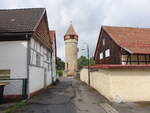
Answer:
65;24;78;36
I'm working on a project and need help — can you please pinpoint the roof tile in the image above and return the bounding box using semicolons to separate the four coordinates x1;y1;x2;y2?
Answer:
0;8;45;33
103;26;150;54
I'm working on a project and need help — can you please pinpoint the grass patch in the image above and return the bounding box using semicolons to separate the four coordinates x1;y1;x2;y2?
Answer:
3;100;27;113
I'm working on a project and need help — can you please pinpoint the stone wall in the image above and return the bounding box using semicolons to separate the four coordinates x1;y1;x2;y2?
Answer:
64;39;78;76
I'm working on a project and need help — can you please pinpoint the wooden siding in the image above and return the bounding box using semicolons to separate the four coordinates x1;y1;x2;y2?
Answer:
95;29;121;64
34;14;51;49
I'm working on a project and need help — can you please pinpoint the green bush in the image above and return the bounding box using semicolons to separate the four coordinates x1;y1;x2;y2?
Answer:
56;70;63;76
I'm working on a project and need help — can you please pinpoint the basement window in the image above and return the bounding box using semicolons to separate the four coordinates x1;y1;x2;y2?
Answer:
0;70;10;79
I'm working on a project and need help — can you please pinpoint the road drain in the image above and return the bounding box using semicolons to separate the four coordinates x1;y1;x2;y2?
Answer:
100;103;119;113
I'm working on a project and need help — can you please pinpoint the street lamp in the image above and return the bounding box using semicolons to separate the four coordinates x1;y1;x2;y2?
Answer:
81;43;90;86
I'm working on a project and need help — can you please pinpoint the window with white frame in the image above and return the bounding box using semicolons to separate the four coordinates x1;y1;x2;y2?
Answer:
105;49;110;57
103;38;105;46
100;52;103;59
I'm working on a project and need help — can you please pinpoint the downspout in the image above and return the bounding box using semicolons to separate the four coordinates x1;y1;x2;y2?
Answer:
26;34;31;99
51;49;54;84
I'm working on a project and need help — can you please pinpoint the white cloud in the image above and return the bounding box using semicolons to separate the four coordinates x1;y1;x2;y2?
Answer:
1;0;150;60
103;0;150;27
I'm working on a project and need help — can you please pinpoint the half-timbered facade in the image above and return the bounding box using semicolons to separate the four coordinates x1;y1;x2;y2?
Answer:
80;26;150;102
81;26;150;102
94;26;150;65
0;8;55;99
50;30;57;82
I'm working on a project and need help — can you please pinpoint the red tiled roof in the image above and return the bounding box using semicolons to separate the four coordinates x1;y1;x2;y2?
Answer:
49;30;57;58
65;24;78;36
103;26;150;54
84;64;150;69
49;30;55;41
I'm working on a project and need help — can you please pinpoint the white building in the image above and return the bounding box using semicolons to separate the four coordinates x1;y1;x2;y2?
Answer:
50;30;57;82
0;8;56;99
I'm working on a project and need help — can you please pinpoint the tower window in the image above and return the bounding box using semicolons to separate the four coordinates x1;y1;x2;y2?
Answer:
70;35;74;39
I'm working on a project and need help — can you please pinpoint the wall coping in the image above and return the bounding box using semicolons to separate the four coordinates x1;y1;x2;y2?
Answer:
83;64;150;69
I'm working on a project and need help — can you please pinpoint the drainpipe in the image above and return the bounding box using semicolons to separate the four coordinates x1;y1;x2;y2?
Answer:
87;45;90;86
51;50;54;84
26;34;31;99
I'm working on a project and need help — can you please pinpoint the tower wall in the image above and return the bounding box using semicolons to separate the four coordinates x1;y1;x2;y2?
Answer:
65;38;78;76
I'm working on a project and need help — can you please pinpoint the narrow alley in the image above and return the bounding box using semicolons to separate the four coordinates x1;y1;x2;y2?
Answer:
14;77;108;113
13;77;150;113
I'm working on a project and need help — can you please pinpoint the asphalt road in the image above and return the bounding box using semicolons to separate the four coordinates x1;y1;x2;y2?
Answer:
15;77;108;113
2;77;150;113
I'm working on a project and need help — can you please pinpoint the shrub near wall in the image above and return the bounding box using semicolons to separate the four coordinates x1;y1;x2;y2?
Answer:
56;70;63;76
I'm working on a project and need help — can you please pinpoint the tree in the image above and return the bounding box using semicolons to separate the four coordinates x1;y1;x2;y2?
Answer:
56;57;65;70
89;57;95;66
78;56;95;70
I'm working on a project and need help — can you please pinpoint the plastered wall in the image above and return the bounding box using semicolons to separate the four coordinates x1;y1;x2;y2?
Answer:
110;69;150;102
65;39;78;76
29;66;44;93
0;41;27;95
80;68;150;102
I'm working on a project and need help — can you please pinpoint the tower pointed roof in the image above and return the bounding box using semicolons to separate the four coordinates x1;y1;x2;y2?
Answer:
65;24;78;36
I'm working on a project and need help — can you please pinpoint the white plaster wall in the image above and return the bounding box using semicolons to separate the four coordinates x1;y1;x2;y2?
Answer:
80;68;150;102
80;68;89;83
0;41;27;78
2;80;23;95
80;68;112;100
110;69;150;102
29;37;53;93
44;62;52;86
46;71;52;86
90;70;112;100
0;41;27;95
52;40;57;81
29;66;44;93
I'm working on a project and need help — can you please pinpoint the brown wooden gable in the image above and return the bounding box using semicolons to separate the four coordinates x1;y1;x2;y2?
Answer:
94;28;103;62
94;27;122;64
33;12;52;50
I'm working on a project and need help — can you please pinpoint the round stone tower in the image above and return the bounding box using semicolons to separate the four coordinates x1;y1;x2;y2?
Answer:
64;24;78;77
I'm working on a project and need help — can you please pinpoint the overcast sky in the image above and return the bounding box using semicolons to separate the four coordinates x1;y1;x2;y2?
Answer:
1;0;150;60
